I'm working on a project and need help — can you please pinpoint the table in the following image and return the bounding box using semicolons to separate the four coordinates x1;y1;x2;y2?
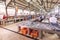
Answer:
17;21;60;39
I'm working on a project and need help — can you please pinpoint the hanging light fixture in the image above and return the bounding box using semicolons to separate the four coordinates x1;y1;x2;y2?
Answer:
25;0;31;2
32;0;37;2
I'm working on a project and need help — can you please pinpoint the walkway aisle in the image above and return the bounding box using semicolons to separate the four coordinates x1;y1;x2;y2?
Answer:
0;22;33;40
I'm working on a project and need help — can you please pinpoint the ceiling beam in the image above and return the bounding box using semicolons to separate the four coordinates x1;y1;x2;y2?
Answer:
37;0;60;4
50;0;59;9
55;0;59;4
41;0;43;5
50;0;53;9
47;0;48;8
37;0;42;6
6;0;12;7
30;0;41;9
15;1;27;7
16;2;37;11
15;0;28;6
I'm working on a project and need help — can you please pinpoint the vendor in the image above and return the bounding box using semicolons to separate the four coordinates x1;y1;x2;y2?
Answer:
49;15;59;29
39;15;45;22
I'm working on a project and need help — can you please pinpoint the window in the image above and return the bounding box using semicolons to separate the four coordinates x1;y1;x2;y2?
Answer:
7;7;15;16
17;9;23;16
24;10;30;15
31;11;35;15
0;2;6;15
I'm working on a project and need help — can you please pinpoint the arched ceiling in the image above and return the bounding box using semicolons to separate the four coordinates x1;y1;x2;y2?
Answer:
1;0;60;12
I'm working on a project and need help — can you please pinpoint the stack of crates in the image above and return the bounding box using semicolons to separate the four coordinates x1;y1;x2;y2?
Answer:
18;26;39;38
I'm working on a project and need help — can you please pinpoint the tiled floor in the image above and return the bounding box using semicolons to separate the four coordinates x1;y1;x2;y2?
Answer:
0;27;33;40
0;23;33;40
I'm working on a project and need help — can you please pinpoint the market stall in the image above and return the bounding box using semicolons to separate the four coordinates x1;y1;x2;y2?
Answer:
17;20;60;39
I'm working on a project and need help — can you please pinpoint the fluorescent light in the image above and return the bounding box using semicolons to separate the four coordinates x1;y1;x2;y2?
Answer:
32;0;36;2
25;0;31;2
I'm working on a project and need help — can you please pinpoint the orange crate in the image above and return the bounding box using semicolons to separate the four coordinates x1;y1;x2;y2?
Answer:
20;27;28;35
30;29;39;38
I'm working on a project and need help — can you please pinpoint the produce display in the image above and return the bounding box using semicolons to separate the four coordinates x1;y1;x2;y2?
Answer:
17;21;60;30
